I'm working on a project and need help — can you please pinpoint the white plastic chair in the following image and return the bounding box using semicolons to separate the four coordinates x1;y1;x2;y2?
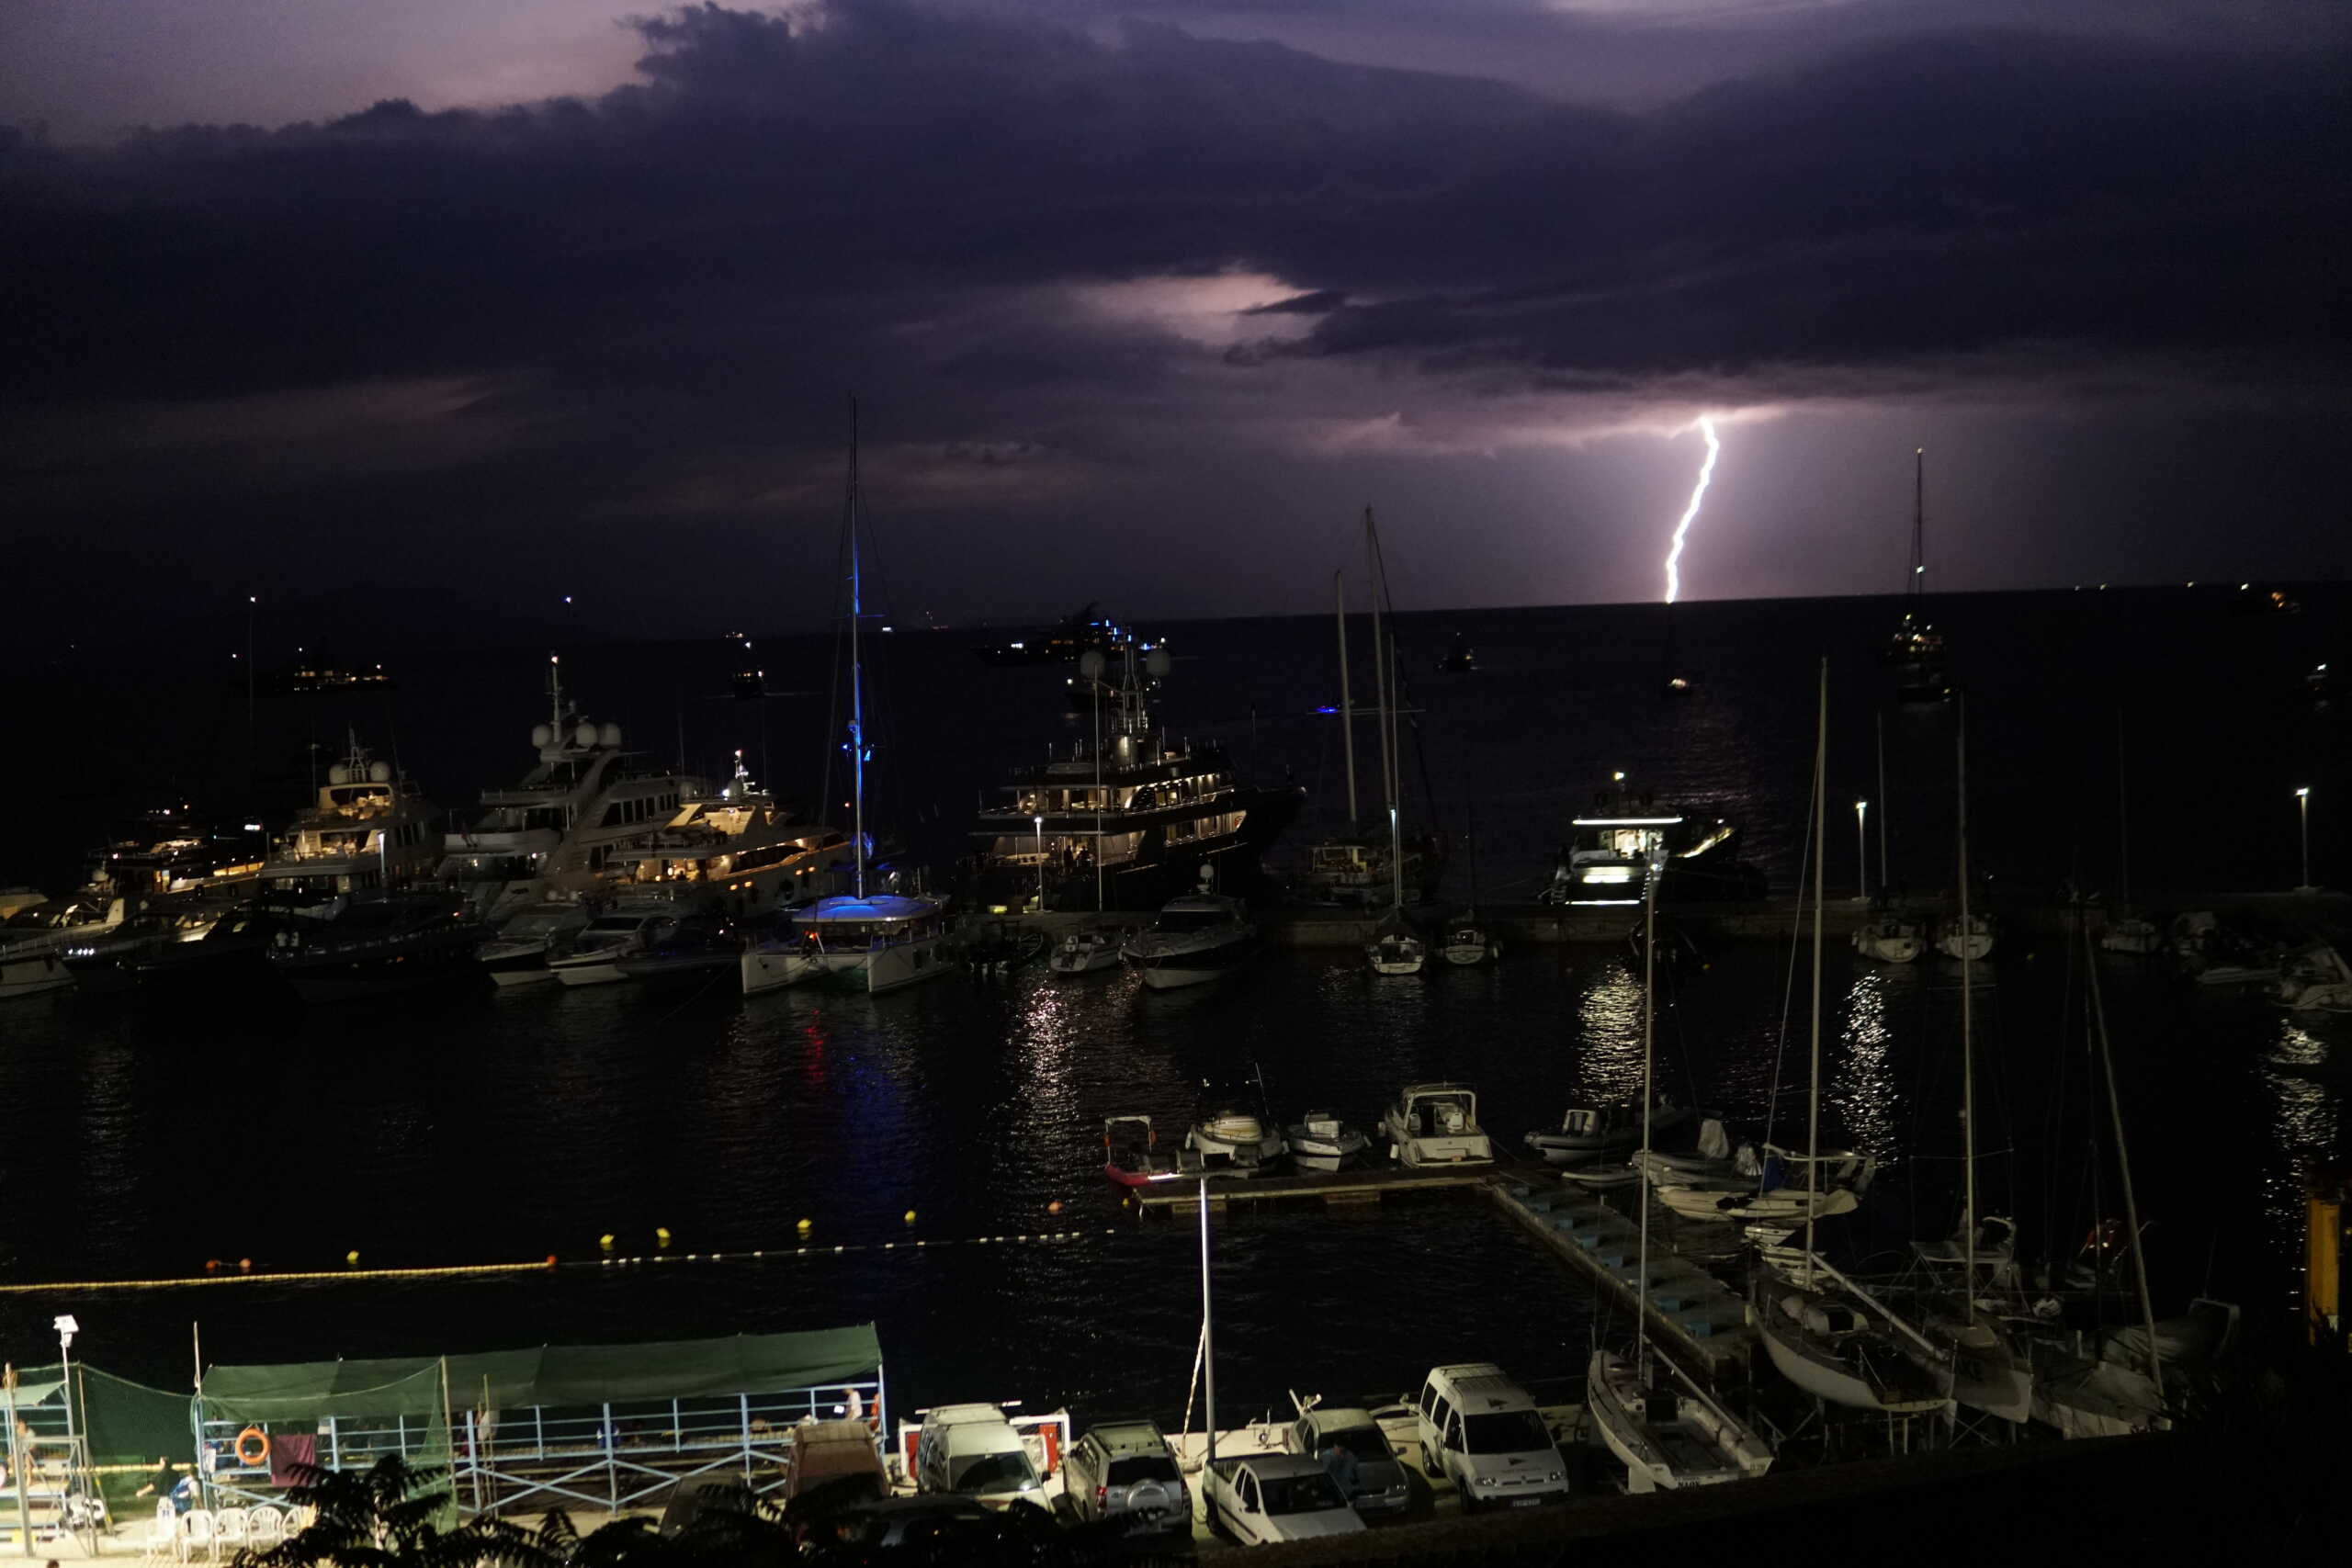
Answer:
215;1507;249;1557
139;1502;177;1566
246;1504;285;1549
179;1509;215;1563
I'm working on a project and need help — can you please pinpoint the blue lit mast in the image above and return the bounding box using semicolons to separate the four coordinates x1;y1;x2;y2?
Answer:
845;396;867;900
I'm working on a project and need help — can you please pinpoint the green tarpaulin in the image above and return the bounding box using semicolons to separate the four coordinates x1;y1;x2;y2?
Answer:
198;1325;882;1420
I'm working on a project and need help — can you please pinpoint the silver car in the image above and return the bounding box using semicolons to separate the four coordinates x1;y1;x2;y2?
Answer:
1063;1418;1190;1535
1283;1408;1410;1517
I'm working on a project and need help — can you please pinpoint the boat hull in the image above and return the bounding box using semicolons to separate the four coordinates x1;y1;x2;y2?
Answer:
741;945;823;995
1126;934;1259;989
812;934;949;994
550;959;629;987
0;951;74;1001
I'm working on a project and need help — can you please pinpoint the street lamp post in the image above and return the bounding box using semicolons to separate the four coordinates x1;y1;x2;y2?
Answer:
1034;814;1046;910
2296;787;2314;892
1854;800;1870;902
53;1315;82;1546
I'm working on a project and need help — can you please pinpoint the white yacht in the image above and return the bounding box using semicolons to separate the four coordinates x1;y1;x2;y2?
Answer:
4;893;130;998
438;657;701;920
477;901;593;987
1048;929;1124;975
548;904;678;987
1120;892;1259;990
1379;1083;1493;1167
1933;909;1995;961
610;753;852;919
259;732;441;908
1549;775;1746;907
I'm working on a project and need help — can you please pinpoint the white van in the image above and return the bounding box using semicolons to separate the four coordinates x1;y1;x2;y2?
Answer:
1412;1363;1568;1511
912;1404;1045;1506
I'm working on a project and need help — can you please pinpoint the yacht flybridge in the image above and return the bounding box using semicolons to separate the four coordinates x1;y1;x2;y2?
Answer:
606;752;850;917
1555;775;1745;906
968;640;1301;913
259;731;441;906
439;656;703;920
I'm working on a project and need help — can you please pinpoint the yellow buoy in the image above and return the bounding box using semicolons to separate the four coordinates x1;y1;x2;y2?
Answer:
797;1217;813;1232
655;1226;673;1246
345;1250;360;1266
902;1210;917;1224
599;1233;616;1250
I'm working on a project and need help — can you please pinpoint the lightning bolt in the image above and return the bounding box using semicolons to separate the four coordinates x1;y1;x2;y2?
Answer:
1661;415;1721;605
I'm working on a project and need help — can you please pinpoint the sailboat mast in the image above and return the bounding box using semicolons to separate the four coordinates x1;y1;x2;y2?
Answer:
2086;942;2165;1393
1335;570;1357;823
1908;447;1926;607
1367;511;1402;913
1804;659;1827;1277
1876;708;1889;895
847;399;866;899
2115;709;2131;907
1636;848;1658;1382
1958;697;1976;1292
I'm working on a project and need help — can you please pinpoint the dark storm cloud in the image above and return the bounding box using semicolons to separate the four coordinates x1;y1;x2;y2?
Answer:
0;0;2345;635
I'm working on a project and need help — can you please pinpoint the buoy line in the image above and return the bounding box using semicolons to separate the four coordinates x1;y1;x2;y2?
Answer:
0;1228;1122;1293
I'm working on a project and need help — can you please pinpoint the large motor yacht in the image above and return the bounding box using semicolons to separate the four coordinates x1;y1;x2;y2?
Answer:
85;809;265;901
605;753;852;918
1545;774;1754;907
258;732;442;909
266;891;485;1004
967;642;1302;913
439;657;702;921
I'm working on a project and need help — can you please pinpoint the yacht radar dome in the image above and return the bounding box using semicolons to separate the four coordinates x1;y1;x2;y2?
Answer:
574;721;598;748
1146;647;1171;678
368;761;392;784
1079;650;1106;680
532;723;553;748
328;764;351;785
600;722;622;748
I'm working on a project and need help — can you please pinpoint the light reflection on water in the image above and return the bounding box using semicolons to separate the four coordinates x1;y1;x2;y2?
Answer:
2257;1020;2343;1273
1829;967;1903;1168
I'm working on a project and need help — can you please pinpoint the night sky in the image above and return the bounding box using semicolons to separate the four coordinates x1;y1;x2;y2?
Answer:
3;1;2345;643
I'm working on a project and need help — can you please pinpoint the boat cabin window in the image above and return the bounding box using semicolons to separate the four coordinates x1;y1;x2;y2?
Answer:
1462;1410;1548;1456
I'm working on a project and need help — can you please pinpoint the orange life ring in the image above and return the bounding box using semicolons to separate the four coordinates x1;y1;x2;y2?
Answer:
235;1427;270;1467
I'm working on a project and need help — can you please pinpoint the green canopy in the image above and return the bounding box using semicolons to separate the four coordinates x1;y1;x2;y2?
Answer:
199;1325;882;1420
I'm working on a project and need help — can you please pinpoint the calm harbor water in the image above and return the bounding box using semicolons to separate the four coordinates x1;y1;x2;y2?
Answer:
1;587;2345;1416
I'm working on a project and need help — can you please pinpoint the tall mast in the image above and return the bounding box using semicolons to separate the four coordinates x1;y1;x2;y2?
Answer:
1876;708;1889;895
1907;447;1927;607
2115;709;2131;907
1367;510;1402;914
1335;570;1357;823
1804;659;1827;1281
847;398;866;899
2086;926;2165;1393
1635;842;1658;1382
1958;696;1976;1294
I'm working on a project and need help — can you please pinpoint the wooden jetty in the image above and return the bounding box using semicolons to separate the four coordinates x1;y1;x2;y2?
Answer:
1127;1159;1498;1211
1486;1179;1756;1383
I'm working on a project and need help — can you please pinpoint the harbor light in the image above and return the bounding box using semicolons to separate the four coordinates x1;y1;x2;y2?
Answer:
1854;800;1870;901
2295;787;2314;892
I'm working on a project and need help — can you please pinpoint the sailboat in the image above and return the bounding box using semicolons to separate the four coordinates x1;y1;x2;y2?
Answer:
1360;511;1425;976
2099;712;2163;955
1586;848;1774;1492
1440;791;1498;966
743;402;949;997
1899;704;2033;1423
1300;571;1424;907
1883;448;1952;705
1750;660;1952;1419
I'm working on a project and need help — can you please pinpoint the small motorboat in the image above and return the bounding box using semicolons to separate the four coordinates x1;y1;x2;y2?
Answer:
0;947;73;1002
1049;929;1123;975
1379;1083;1493;1168
2277;942;2352;1011
1102;1114;1183;1186
1851;913;1924;964
1285;1111;1369;1169
1524;1095;1694;1166
478;902;591;987
1187;1076;1288;1172
1559;1163;1643;1190
616;917;742;989
2098;913;2164;955
1122;893;1259;990
1652;1146;1875;1224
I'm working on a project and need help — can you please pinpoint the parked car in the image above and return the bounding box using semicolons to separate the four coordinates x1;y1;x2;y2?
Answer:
912;1403;1046;1506
815;1495;1004;1557
1063;1418;1189;1534
1202;1454;1365;1545
658;1475;753;1539
785;1418;888;1507
1280;1406;1410;1517
1410;1363;1569;1511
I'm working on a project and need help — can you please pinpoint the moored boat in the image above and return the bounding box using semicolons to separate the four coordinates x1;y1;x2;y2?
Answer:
1379;1083;1492;1168
266;891;485;1003
1852;912;1924;963
1048;929;1123;975
1121;893;1258;990
1284;1111;1369;1169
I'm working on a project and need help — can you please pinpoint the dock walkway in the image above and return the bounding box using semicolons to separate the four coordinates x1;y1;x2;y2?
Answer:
1485;1180;1755;1383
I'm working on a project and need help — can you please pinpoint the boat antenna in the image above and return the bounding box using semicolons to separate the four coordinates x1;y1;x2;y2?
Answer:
1804;657;1827;1290
846;395;866;900
1907;446;1927;609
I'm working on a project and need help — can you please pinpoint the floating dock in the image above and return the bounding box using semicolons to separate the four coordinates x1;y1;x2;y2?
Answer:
1486;1179;1756;1384
1127;1160;1500;1211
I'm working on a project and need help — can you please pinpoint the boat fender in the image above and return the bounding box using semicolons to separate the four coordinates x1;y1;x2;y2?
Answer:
234;1427;271;1468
